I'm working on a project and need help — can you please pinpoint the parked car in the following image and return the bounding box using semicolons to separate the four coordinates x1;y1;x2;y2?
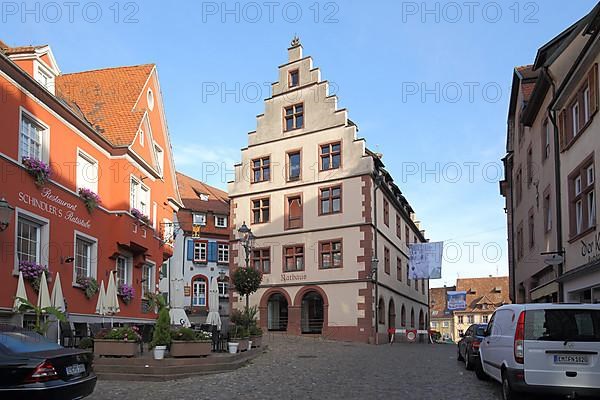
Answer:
476;304;600;400
0;325;97;400
457;323;487;370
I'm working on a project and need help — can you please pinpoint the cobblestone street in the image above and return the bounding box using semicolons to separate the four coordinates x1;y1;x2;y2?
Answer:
89;335;502;400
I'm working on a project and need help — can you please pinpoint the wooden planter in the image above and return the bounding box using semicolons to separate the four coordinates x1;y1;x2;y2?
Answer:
170;341;212;357
238;338;250;352
94;339;138;357
250;335;262;348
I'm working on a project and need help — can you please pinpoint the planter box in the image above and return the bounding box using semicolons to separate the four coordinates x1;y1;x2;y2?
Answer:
94;339;138;357
238;338;250;352
250;335;262;348
170;341;212;358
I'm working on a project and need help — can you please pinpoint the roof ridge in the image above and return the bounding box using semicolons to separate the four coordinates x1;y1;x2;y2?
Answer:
60;63;155;77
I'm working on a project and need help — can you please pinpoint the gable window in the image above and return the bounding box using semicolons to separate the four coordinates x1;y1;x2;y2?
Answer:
74;235;95;281
287;150;301;181
142;263;154;298
218;243;229;263
569;158;595;237
130;177;150;216
397;258;402;281
384;247;390;275
154;143;164;175
319;240;342;269
35;65;54;93
139;129;144;147
320;142;341;171
289;69;299;88
147;89;155;111
192;277;207;306
252;198;270;224
383;199;390;227
283;245;304;272
252;248;271;274
194;241;207;262
116;256;131;286
284;103;304;131
76;151;99;193
215;215;227;228
252;157;270;183
285;195;303;230
319;185;341;215
20;114;44;162
193;213;207;226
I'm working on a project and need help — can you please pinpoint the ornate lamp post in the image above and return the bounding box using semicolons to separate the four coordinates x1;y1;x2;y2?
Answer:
371;256;379;342
238;222;255;269
0;198;15;232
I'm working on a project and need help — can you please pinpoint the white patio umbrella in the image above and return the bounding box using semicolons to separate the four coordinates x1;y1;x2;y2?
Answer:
37;270;51;310
13;271;28;312
105;271;120;327
95;280;107;322
50;272;65;344
205;277;222;330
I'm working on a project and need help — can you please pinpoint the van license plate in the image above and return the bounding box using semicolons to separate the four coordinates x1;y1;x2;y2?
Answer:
66;363;86;376
553;355;589;365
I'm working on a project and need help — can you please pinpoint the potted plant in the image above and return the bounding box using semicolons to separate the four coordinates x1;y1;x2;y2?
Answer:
76;276;99;299
151;307;171;360
228;326;241;354
19;261;49;293
78;188;101;213
131;208;151;225
94;326;141;357
249;324;263;348
22;156;51;187
117;284;135;304
15;297;66;336
170;327;212;357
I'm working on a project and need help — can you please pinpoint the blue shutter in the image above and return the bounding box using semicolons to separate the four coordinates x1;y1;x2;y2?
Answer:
187;240;194;261
208;242;217;262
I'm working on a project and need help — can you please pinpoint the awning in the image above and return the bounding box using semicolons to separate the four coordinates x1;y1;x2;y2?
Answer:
530;281;559;301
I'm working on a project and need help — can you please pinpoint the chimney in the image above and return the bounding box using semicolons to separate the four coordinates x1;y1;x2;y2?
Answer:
288;35;303;62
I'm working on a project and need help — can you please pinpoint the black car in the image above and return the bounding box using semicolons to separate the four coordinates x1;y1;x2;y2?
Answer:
0;325;96;400
457;323;487;370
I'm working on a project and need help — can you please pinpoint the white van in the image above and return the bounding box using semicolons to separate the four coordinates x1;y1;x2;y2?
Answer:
476;304;600;400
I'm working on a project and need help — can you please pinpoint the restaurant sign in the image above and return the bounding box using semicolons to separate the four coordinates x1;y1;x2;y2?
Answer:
18;188;91;229
581;232;600;264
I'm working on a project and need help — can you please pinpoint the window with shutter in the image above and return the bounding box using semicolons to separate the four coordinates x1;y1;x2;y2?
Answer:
286;195;303;230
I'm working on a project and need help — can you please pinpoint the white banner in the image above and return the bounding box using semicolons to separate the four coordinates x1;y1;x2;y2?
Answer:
408;242;443;279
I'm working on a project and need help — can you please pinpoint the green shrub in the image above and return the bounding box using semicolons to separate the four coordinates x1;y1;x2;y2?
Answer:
151;308;171;348
171;327;196;341
78;337;94;349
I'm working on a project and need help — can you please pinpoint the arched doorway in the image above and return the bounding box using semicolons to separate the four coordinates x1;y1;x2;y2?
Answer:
388;299;396;331
410;308;415;328
301;291;324;334
419;310;425;330
401;304;406;327
378;297;385;325
267;293;288;331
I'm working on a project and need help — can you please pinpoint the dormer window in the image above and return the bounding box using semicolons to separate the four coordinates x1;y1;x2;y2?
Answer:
193;213;206;226
35;64;54;94
289;69;299;88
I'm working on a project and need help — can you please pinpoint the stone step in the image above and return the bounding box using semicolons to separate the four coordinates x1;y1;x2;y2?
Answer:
93;361;240;375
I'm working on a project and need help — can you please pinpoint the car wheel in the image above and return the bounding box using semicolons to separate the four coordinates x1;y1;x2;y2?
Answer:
465;350;474;370
475;356;488;381
457;346;464;361
501;371;522;400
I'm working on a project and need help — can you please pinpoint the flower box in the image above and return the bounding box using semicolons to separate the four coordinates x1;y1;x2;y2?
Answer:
250;335;262;348
94;339;138;357
170;341;212;357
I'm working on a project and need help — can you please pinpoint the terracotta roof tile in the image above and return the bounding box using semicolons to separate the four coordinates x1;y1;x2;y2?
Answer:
455;276;510;313
55;64;154;146
176;171;229;214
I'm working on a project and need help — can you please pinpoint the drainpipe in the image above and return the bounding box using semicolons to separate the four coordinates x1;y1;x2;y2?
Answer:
506;152;517;303
545;66;564;302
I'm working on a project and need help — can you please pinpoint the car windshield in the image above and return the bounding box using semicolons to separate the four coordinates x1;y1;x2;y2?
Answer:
0;331;62;353
525;309;600;342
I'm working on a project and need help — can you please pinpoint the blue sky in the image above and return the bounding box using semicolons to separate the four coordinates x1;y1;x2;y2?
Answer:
5;0;598;286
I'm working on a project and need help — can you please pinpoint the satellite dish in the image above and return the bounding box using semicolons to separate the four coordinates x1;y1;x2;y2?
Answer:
543;254;564;266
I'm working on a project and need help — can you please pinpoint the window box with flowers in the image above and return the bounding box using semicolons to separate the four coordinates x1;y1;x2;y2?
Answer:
94;326;141;357
118;284;135;304
78;188;101;213
75;276;99;299
22;157;51;187
170;328;212;357
18;261;49;292
131;208;150;226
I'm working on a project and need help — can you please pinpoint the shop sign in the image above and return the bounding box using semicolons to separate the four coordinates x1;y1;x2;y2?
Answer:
18;188;91;229
580;232;600;264
281;273;307;282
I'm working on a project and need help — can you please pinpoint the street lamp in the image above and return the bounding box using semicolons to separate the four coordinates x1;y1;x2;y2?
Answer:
238;222;255;268
371;256;379;342
0;198;15;232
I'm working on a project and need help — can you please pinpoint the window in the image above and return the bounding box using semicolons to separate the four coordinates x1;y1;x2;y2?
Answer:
384;247;390;275
378;298;385;324
405;227;410;246
289;69;299;88
139;129;144;147
116;256;131;286
215;215;227;228
285;195;303;230
516;222;524;260
252;198;270;224
320;142;341;171
74;236;93;281
142;263;154;298
218;243;229;263
130;177;150;216
422;279;425;294
482;315;489;323
17;217;41;264
396;215;402;238
383;199;390;227
431;321;438;329
467;315;475;324
192;278;206;306
20;114;44;161
147;89;155;111
570;158;595;237
543;192;552;233
458;315;464;324
154;143;164;175
193;213;207;226
252;156;271;183
319;185;342;215
284;103;303;131
287;150;301;181
194;241;207;262
526;146;533;187
35;66;54;91
572;102;580;136
406;266;410;285
443;321;450;328
528;208;535;249
252;248;271;274
515;167;523;205
524;309;600;341
76;151;99;193
320;240;342;269
542;119;551;161
396;258;402;282
218;279;229;297
584;87;591;124
283;245;304;272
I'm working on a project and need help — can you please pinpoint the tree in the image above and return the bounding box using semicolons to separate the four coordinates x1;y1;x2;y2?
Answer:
151;307;172;348
16;297;66;336
231;267;263;310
